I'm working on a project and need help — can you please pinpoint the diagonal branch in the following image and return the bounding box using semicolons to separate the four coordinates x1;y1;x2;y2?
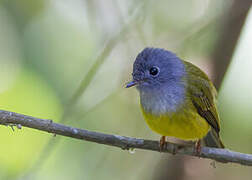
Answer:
0;110;252;167
20;4;147;178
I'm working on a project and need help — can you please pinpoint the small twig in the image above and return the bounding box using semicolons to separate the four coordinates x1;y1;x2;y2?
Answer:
0;109;252;166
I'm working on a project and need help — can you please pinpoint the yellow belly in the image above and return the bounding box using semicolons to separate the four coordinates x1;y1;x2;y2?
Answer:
141;106;210;141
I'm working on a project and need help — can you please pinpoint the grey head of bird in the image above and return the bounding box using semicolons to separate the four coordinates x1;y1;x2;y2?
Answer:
126;47;187;114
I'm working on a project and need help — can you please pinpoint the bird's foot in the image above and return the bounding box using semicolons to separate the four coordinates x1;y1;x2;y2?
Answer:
194;140;202;155
159;136;167;152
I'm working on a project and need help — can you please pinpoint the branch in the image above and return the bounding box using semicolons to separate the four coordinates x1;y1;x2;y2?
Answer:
1;110;251;166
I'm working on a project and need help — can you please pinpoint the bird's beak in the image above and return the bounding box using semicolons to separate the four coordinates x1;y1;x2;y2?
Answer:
125;81;138;88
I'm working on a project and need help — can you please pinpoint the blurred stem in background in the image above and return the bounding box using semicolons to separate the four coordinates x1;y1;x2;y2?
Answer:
19;1;148;179
212;0;251;90
153;1;251;180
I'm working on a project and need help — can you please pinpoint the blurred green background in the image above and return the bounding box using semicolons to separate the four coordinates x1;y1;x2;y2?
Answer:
0;0;251;179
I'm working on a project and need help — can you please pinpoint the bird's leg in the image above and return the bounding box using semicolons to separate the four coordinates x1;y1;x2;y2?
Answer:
159;136;166;152
194;140;201;155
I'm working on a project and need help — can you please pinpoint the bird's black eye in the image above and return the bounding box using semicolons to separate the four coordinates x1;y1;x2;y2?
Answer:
149;66;159;76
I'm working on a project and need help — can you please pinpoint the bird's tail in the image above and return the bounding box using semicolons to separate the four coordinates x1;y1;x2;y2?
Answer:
203;129;225;148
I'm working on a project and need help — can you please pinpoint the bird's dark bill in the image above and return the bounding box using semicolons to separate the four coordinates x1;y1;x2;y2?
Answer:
126;81;137;88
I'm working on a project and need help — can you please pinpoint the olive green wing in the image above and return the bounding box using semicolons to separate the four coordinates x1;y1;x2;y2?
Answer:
183;61;220;135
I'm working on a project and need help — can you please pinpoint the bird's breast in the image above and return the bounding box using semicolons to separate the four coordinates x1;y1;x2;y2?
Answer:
139;83;186;115
139;86;210;140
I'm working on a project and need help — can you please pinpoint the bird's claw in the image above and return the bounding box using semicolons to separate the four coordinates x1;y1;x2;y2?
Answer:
194;140;202;155
159;136;167;152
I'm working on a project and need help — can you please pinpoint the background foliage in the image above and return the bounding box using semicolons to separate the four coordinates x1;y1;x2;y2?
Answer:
0;0;251;179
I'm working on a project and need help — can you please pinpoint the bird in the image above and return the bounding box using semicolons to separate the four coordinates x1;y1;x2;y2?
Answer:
126;47;224;153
